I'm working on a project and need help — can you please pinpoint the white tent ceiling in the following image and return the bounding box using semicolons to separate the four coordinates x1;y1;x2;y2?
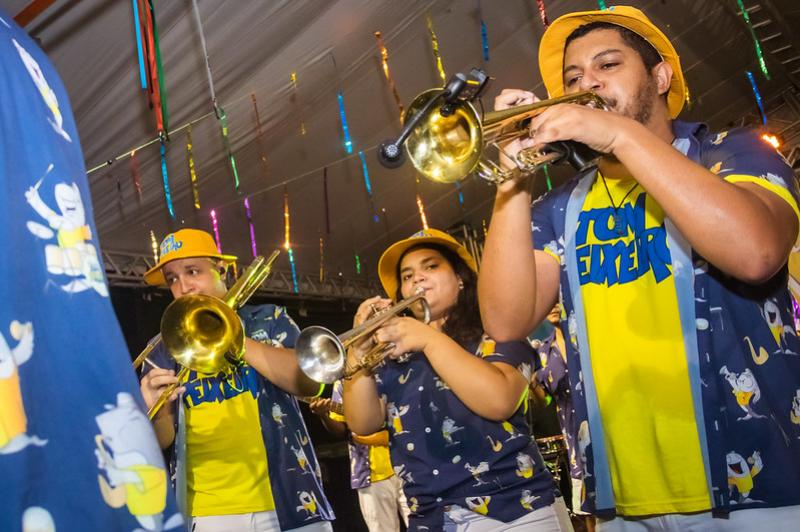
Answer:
3;0;799;283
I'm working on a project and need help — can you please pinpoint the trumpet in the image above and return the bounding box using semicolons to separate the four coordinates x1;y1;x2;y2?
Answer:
402;87;606;184
136;250;280;419
295;292;430;384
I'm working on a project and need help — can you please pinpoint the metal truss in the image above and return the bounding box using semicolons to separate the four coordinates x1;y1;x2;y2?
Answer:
102;250;383;301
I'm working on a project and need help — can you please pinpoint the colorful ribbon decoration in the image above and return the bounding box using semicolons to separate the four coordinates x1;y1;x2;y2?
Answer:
543;164;553;191
159;138;175;219
597;1;608;10
426;15;447;85
416;193;430;230
455;181;465;210
244;197;258;258
210;209;222;252
186;124;201;210
746;70;767;125
535;0;549;28
480;19;490;61
251;94;269;179
374;31;405;121
290;72;307;136
358;151;380;223
218;107;241;193
133;0;169;135
284;189;299;293
150;230;159;263
337;91;353;154
129;149;142;203
735;0;770;80
355;253;362;275
482;219;488;238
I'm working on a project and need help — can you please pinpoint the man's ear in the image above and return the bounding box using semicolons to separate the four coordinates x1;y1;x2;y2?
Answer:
652;60;673;98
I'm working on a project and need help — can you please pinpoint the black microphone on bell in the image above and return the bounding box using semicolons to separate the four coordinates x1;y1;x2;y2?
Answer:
377;68;490;169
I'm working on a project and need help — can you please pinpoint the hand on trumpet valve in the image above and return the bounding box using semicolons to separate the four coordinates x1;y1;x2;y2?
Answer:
373;316;431;360
140;368;185;413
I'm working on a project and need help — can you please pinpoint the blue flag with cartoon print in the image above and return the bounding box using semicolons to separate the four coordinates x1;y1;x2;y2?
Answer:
0;11;183;532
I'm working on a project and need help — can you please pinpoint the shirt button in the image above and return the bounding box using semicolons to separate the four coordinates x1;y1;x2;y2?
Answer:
433;469;439;475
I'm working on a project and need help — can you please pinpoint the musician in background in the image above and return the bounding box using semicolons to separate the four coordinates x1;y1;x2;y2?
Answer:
479;5;800;530
310;380;409;531
531;303;595;532
343;229;571;531
139;228;334;532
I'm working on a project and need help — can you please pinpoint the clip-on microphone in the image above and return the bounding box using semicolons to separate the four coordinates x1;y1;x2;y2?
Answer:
377;68;490;169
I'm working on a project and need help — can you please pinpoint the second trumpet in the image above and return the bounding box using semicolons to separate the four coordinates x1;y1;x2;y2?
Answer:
295;293;430;384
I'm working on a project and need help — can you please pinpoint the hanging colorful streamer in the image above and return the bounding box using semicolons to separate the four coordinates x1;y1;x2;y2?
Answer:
480;19;490;61
374;31;405;121
251;94;269;179
416;193;430;230
133;0;169;135
426;15;447;85
218;107;241;193
455;181;465;210
129;149;142;202
191;0;219;111
289;72;307;136
355;253;362;275
159;138;175;219
735;0;770;79
597;1;608;10
210;209;222;252
684;84;692;110
358;151;380;223
337;91;353;154
186;124;201;210
131;0;146;89
535;0;549;28
746;70;767;125
284;189;299;293
150;230;159;263
482;219;488;238
244;197;258;258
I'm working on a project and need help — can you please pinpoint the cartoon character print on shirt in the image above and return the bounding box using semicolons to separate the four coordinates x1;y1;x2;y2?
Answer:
441;417;464;446
791;389;800;428
12;38;71;142
463;461;490;486
719;366;766;421
520;489;540;511
272;404;287;428
94;392;183;531
500;421;524;442
515;452;534;479
295;491;320;520
0;321;46;454
726;450;764;504
464;495;491;516
25;169;107;297
387;402;410;435
393;464;414;485
759;299;797;357
577;420;591;478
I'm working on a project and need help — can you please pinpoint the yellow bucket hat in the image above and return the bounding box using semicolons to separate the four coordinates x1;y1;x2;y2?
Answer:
538;5;686;118
378;228;477;299
144;228;237;286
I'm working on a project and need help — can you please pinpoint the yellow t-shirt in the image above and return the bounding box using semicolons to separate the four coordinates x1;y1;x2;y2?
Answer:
183;364;275;516
329;409;394;483
573;175;710;516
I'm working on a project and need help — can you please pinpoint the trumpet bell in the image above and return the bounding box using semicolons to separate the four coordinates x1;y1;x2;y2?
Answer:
405;89;483;184
160;293;245;374
295;325;345;384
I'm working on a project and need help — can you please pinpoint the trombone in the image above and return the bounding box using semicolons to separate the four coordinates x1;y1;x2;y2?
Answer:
295;292;430;384
402;87;606;184
135;250;280;419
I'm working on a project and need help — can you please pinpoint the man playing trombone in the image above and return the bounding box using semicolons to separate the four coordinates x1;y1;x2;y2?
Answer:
479;5;800;531
139;228;334;532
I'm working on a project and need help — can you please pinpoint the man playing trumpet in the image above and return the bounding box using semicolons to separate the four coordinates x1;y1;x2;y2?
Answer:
479;5;800;531
139;228;334;532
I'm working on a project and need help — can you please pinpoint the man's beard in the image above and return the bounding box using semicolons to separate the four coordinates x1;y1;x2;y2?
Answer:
603;74;658;126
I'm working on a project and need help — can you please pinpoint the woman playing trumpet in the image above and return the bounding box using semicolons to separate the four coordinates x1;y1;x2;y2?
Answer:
343;229;571;531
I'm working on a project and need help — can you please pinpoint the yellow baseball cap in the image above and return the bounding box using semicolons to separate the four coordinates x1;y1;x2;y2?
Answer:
538;5;686;118
378;228;477;299
144;228;237;286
